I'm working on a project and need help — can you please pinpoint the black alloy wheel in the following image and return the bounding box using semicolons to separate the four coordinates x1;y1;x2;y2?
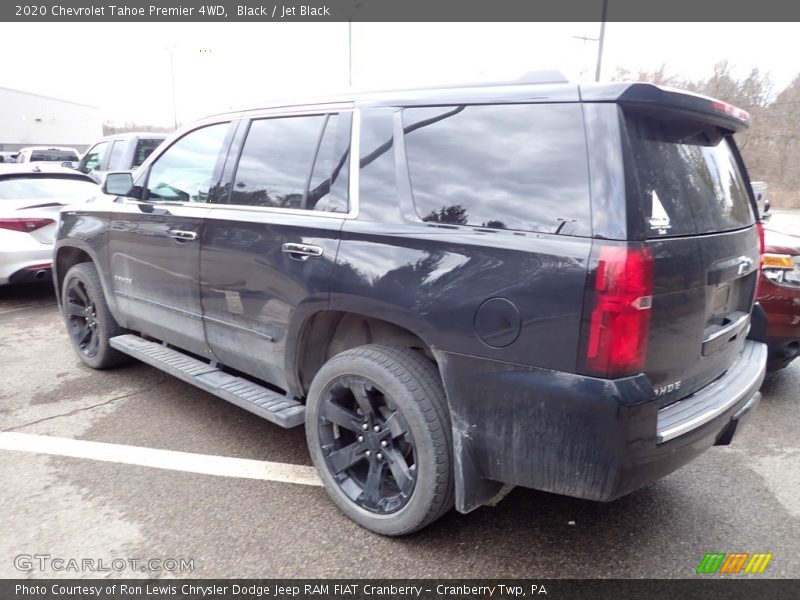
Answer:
306;344;454;535
65;277;100;358
61;262;129;369
317;376;417;514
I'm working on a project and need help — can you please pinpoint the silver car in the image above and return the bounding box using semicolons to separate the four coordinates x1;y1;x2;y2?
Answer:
0;164;98;284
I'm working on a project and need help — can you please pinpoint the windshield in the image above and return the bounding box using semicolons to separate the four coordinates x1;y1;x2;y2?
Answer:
29;150;79;162
626;114;755;237
0;176;98;200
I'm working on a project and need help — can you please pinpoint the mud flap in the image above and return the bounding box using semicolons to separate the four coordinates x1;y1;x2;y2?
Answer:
452;418;504;513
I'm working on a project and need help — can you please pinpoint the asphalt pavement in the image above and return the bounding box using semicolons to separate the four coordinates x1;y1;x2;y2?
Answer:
1;252;798;579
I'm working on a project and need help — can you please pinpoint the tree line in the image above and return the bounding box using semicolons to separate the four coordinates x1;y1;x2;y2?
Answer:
614;61;800;209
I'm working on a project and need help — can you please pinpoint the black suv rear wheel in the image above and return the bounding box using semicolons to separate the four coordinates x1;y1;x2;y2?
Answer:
306;345;454;535
62;263;129;369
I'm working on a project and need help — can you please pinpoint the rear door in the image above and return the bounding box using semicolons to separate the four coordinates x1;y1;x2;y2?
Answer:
199;110;352;391
108;121;232;355
623;111;759;406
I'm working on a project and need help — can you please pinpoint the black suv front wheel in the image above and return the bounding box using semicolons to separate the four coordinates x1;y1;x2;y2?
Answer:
306;345;454;535
62;263;129;369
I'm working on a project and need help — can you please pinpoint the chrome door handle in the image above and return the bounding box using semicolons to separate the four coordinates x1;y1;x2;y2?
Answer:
168;229;197;241
282;242;323;260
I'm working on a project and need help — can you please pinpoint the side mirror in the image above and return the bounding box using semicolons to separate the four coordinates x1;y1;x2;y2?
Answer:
61;161;74;169
103;171;135;196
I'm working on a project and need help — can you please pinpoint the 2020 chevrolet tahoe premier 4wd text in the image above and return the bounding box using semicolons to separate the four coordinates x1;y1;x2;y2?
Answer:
54;76;768;535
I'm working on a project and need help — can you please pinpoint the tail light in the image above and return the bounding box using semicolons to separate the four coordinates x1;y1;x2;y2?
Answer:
0;218;55;233
755;221;766;296
580;243;654;378
711;100;750;123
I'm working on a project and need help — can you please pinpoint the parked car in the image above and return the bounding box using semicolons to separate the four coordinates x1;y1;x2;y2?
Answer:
0;164;98;285
15;146;80;168
78;133;167;183
759;224;800;370
54;76;767;535
0;151;19;164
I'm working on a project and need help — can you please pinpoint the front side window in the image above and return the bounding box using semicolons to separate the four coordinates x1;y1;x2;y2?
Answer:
146;123;228;203
80;142;108;173
402;103;591;235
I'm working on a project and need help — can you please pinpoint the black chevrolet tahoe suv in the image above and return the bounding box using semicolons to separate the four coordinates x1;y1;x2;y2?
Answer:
54;74;768;535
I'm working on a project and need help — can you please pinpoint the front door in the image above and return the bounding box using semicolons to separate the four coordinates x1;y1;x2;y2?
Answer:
108;121;232;355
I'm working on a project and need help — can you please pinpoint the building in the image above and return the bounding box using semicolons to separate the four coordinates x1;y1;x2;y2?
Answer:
0;86;103;153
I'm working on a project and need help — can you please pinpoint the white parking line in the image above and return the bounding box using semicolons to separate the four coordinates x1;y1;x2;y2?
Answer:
0;432;322;487
0;303;57;315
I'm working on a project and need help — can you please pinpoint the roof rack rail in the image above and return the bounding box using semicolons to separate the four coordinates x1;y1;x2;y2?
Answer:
408;70;569;92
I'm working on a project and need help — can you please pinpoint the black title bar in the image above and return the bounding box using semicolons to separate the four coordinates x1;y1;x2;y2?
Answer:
4;0;800;22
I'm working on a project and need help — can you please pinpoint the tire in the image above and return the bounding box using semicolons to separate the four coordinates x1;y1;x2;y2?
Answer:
61;262;130;369
306;344;454;535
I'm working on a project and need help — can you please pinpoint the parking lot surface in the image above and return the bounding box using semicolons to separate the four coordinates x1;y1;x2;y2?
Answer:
1;218;799;578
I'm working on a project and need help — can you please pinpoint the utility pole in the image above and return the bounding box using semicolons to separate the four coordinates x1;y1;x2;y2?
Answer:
573;0;609;83
165;45;179;130
348;20;353;87
595;0;608;82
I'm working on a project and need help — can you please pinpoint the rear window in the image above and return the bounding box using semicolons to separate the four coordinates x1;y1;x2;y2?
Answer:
133;138;164;168
626;115;755;237
0;176;97;200
29;150;79;162
402;103;590;236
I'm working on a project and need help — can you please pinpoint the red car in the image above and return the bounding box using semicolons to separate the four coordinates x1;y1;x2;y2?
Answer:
760;224;800;371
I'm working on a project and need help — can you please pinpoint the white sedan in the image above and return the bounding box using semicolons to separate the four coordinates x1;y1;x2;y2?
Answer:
0;164;99;285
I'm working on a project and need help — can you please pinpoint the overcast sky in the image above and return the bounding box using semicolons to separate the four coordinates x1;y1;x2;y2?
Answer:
0;22;797;126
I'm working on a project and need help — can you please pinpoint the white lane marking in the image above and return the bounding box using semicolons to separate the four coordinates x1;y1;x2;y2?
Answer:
0;303;57;315
0;432;322;487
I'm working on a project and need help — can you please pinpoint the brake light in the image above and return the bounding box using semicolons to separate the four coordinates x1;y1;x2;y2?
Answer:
711;100;750;122
0;218;55;233
755;222;766;296
582;244;654;378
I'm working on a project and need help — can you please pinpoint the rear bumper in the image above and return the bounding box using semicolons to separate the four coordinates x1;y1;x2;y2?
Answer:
0;237;53;285
6;264;53;284
438;340;767;512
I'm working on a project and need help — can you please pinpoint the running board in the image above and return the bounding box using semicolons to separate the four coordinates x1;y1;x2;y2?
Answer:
109;334;305;428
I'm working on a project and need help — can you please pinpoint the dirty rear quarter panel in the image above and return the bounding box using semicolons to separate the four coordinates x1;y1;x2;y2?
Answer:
330;221;592;372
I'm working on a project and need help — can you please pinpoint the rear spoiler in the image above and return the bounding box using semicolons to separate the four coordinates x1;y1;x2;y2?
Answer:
580;82;750;133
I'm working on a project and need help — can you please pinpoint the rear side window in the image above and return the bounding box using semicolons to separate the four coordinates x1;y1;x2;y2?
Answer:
402;103;590;235
133;138;163;168
626;115;755;237
230;113;349;211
